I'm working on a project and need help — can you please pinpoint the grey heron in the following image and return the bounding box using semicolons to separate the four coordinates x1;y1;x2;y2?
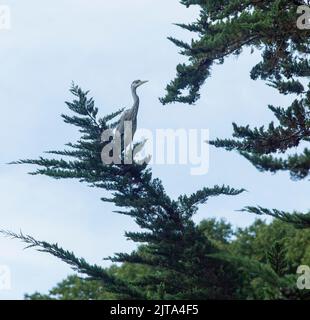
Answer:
116;80;148;152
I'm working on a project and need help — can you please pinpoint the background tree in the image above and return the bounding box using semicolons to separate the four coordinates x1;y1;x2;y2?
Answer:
203;218;310;299
25;218;310;300
25;275;116;300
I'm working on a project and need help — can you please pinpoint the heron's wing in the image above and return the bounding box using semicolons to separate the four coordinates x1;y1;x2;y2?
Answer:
116;109;132;133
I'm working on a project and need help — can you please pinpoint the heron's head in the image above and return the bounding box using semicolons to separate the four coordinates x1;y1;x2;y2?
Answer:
131;80;149;90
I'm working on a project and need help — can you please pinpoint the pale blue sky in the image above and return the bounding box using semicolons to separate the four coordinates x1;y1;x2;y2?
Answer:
0;1;308;299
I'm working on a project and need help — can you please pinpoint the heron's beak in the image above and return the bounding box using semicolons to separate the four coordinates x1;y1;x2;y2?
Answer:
138;80;149;87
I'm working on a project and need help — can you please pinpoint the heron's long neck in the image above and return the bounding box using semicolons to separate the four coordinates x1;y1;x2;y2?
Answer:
132;88;140;116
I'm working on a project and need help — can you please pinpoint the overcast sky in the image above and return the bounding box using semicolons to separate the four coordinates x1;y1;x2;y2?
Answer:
0;1;308;299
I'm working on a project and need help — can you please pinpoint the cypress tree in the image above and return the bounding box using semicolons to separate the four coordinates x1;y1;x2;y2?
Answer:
2;84;246;299
162;0;310;228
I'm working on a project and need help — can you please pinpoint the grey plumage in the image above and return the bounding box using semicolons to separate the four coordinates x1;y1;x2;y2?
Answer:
116;80;148;150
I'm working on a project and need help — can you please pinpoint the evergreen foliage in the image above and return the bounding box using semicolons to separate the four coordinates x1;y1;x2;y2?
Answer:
161;0;310;105
162;0;310;228
3;84;246;299
25;219;310;300
24;275;116;300
3;0;310;300
210;97;310;181
267;242;288;276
